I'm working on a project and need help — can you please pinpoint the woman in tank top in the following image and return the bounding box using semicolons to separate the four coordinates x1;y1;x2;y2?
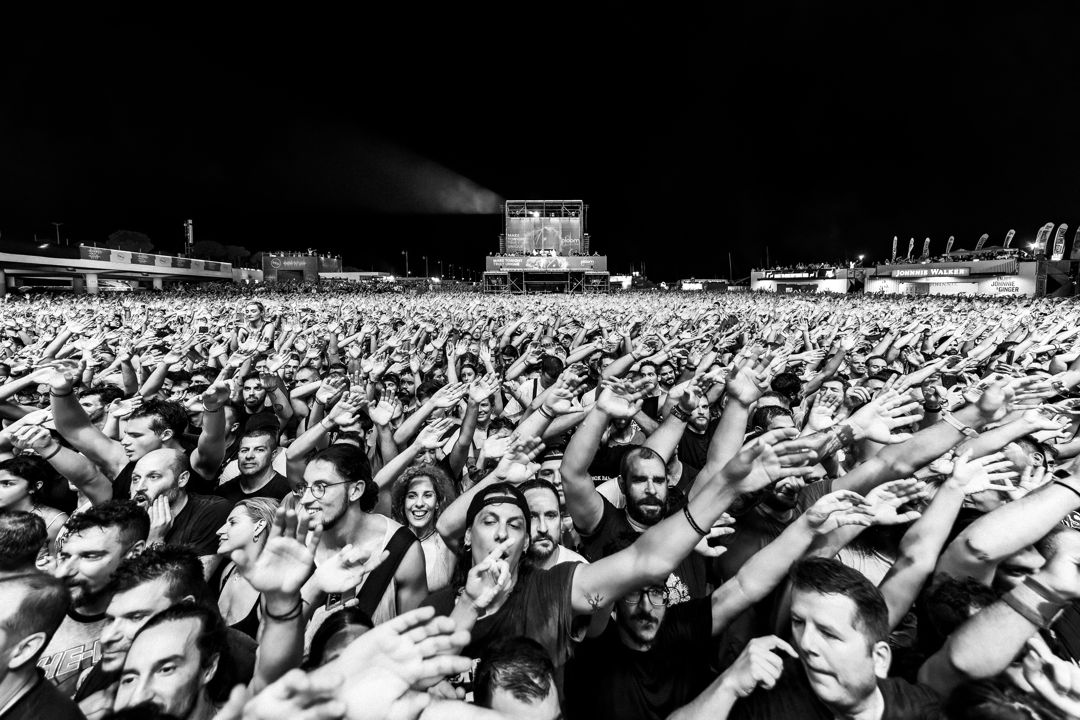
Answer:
215;497;279;639
0;456;70;565
390;464;457;593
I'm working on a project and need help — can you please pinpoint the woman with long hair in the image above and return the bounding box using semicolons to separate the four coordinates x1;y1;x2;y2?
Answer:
0;456;69;562
215;497;279;639
390;464;457;592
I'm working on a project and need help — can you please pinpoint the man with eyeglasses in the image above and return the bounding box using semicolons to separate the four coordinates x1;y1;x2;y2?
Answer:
296;444;428;632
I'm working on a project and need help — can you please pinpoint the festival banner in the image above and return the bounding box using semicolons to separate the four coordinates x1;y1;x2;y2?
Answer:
131;253;155;266
974;233;988;251
891;236;897;259
79;246;113;262
920;238;930;258
172;257;192;269
1034;222;1055;254
111;250;132;264
189;259;205;271
1051;223;1069;261
945;236;955;255
1003;229;1015;248
906;238;914;259
154;255;171;267
1070;228;1080;261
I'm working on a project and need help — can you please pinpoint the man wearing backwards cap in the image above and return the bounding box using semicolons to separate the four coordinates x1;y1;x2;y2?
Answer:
424;428;817;687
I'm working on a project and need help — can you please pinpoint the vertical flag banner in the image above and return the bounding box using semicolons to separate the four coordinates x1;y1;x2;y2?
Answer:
892;236;898;259
945;235;955;255
1051;223;1069;261
921;237;930;258
1035;222;1055;254
1070;227;1080;261
1003;229;1015;248
974;233;988;251
906;238;914;258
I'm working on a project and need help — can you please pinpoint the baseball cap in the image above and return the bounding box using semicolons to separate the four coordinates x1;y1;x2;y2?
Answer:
465;482;531;536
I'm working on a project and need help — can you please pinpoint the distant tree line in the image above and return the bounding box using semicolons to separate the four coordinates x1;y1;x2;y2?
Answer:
105;230;254;265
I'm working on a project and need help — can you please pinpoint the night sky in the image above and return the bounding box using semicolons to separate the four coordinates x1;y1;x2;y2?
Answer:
3;5;1079;281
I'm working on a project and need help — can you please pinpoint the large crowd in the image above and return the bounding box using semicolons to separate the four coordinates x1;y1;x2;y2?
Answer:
2;286;1080;719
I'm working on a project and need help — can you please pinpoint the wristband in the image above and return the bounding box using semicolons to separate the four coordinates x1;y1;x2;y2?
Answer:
1002;577;1067;628
314;397;326;406
941;411;979;438
37;444;62;462
537;406;555;420
320;418;336;431
670;405;691;422
49;388;73;398
817;423;856;458
683;504;709;537
262;598;303;622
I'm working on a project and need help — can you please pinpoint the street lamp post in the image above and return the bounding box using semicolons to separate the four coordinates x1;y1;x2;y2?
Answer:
401;251;410;277
422;255;429;278
438;260;443;278
51;222;63;246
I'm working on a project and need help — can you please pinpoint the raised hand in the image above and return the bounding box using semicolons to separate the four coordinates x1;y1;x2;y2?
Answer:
416;417;455;450
326;393;366;428
862;479;926;525
315;376;349;405
312;544;388;595
232;501;321;598
468;373;499;404
723;364;769;407
806;392;842;432
329;607;472;719
803;490;876;534
595;377;650;419
719;428;819;495
846;390;923;444
431;382;467;409
366;387;398;427
493;433;545;484
693;514;736;558
109;396;143;420
948;450;1018;495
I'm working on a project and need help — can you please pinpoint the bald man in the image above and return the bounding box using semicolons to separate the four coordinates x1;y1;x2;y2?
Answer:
130;448;231;577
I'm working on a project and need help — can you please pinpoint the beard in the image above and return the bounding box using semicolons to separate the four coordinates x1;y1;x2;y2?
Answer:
528;533;557;562
626;497;665;527
621;609;660;644
67;578;109;610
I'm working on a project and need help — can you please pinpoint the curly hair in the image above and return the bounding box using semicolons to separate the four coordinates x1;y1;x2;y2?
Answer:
389;464;456;526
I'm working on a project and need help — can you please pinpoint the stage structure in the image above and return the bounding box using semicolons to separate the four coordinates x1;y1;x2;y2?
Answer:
484;200;610;293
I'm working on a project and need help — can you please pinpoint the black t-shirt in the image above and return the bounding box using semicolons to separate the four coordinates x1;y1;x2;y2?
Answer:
425;562;579;669
165;493;232;556
579;496;708;604
729;657;942;720
564;597;715;720
5;670;84;720
214;472;292;504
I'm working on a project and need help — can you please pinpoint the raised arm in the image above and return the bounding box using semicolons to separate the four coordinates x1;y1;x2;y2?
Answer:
918;552;1080;697
937;465;1080;585
48;368;128;479
189;382;231;481
571;430;818;614
710;490;871;633
559;380;650;534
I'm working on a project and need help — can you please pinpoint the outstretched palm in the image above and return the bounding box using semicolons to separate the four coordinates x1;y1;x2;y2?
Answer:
233;504;320;597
